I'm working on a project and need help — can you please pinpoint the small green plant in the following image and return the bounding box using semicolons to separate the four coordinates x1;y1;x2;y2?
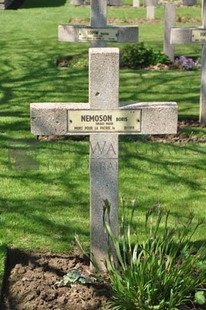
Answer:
56;54;88;69
103;199;206;310
120;43;171;69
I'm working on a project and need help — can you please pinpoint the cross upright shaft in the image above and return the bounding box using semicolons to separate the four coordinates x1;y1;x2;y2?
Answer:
91;0;107;27
89;48;119;269
89;1;118;269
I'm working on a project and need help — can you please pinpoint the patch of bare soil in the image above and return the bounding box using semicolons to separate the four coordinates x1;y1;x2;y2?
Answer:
1;249;205;310
1;249;111;310
69;17;201;25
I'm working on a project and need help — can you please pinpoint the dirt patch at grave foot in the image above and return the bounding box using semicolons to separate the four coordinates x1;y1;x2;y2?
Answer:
1;248;205;310
0;248;111;310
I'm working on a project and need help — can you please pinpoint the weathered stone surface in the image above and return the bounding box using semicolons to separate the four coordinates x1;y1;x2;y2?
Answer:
58;25;138;43
170;27;196;44
89;48;119;270
144;0;157;5
158;0;196;5
133;0;140;7
164;4;176;61
89;48;119;108
182;0;196;5
30;48;178;272
30;103;89;136
147;6;155;20
30;102;177;135
121;102;177;134
70;0;84;5
108;0;122;5
145;0;156;20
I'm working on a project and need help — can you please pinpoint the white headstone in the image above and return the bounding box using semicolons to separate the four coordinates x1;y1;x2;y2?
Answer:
133;0;140;7
158;0;197;61
30;48;178;270
145;0;157;20
164;4;176;61
70;0;84;6
59;0;138;46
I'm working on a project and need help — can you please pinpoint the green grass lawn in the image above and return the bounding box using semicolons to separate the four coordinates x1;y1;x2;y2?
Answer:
0;0;206;293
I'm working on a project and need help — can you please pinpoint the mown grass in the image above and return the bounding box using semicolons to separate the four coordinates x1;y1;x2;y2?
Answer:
0;0;205;293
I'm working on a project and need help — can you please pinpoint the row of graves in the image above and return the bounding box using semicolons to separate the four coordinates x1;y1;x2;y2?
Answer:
71;0;197;20
30;0;204;269
66;0;206;123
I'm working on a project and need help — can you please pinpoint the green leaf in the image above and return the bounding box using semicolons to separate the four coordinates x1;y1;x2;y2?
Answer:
194;291;206;305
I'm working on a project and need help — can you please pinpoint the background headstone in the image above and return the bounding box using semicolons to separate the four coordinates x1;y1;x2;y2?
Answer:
70;0;84;6
159;0;197;61
59;0;138;46
145;0;157;20
170;0;206;123
133;0;140;7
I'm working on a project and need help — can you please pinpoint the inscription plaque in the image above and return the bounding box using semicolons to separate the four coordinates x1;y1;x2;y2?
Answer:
68;110;141;133
192;29;206;43
79;28;119;42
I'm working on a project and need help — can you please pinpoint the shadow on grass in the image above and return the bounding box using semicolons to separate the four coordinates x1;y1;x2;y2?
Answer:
0;22;205;267
22;0;67;8
0;176;90;247
119;141;206;222
0;37;88;135
120;69;200;119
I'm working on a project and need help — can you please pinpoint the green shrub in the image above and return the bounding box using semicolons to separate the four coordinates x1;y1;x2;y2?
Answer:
120;43;171;69
103;200;206;310
56;54;88;69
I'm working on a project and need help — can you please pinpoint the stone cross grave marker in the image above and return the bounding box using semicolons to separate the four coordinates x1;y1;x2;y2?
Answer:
157;0;196;61
70;0;83;6
59;0;138;47
30;48;178;270
133;0;140;8
145;0;157;20
170;0;206;123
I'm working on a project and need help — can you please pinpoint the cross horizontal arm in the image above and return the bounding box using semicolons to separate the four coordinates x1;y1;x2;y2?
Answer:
30;102;90;135
171;27;205;44
58;25;138;43
30;102;177;135
158;0;196;6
